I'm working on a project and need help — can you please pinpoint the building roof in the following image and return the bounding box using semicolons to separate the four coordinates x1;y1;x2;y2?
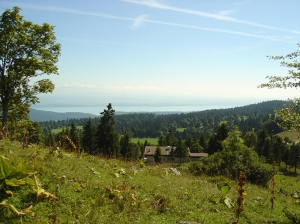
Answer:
144;146;209;158
189;152;209;158
144;146;175;156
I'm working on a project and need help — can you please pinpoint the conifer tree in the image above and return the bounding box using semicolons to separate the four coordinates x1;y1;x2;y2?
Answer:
120;131;131;159
290;143;300;173
165;129;176;146
215;122;230;151
199;132;208;151
272;135;286;165
175;137;188;164
82;118;96;154
70;121;78;146
256;126;268;156
158;135;166;146
154;146;163;164
96;103;119;157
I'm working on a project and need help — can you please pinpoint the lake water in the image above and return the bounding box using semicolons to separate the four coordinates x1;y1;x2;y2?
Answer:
31;102;252;115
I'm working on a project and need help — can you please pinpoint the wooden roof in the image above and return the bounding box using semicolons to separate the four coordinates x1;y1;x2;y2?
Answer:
144;146;175;156
144;146;209;158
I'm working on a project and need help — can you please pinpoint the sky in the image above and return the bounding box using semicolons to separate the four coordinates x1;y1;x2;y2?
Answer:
1;0;300;111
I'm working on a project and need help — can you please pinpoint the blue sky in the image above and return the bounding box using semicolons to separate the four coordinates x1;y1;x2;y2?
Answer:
1;0;300;110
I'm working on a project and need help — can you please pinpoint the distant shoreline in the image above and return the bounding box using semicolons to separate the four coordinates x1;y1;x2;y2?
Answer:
31;102;252;115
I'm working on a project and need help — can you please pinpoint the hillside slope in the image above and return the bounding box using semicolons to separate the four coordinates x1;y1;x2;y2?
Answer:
29;108;97;122
0;140;299;223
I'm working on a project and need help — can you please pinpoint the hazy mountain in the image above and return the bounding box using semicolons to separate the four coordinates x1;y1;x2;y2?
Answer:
29;108;97;122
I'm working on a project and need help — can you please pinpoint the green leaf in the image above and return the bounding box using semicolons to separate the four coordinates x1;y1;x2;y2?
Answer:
221;185;231;195
220;196;234;209
0;155;12;179
217;183;231;196
5;178;26;187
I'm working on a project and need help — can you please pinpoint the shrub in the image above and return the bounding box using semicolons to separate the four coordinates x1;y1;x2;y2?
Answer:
244;162;273;186
188;161;206;175
187;149;273;186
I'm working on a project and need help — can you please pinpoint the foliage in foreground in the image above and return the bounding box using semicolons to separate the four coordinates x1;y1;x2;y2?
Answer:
0;139;299;223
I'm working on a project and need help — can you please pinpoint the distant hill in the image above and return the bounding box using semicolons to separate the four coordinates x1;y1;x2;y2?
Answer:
29;108;97;122
30;108;188;122
38;100;287;138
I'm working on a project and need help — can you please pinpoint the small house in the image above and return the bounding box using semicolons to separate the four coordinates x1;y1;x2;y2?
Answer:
144;146;208;164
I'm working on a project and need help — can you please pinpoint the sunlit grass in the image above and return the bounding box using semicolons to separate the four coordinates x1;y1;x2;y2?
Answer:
277;130;300;142
51;126;83;134
131;137;158;145
0;139;299;223
176;128;186;132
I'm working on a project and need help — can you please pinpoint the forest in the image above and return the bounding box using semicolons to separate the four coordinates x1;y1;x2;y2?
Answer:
28;100;297;174
39;100;285;138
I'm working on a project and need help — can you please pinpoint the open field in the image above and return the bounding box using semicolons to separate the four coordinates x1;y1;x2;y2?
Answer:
131;137;158;145
276;131;300;142
51;126;83;134
0;139;299;223
176;128;186;132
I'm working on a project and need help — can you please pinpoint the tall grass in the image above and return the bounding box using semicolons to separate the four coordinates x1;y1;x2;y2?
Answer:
0;140;299;223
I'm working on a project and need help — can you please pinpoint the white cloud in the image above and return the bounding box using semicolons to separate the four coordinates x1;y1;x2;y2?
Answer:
122;0;300;34
131;14;148;29
217;10;235;16
6;2;298;43
56;83;160;91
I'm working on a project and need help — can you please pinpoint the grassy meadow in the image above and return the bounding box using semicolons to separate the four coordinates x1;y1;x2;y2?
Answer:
51;126;83;134
131;137;158;145
277;131;300;142
0;140;300;223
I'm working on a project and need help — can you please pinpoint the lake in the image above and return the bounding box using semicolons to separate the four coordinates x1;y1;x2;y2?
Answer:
31;101;254;115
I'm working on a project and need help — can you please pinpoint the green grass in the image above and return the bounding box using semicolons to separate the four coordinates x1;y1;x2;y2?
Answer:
0;140;300;223
131;137;158;145
176;128;186;132
51;126;83;134
276;130;300;142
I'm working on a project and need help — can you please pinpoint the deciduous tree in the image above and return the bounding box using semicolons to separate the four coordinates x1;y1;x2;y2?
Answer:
243;131;257;148
0;7;61;135
259;43;300;131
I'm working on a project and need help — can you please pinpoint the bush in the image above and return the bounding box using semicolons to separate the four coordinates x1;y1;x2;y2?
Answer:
187;149;273;186
188;161;206;175
244;163;273;186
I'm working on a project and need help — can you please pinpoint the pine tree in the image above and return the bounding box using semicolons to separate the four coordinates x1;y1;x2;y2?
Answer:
290;143;300;173
96;103;119;157
207;135;217;155
215;122;229;151
70;121;78;146
185;134;193;148
154;146;163;164
82;118;96;154
175;137;188;164
262;137;274;163
158;135;166;146
199;132;208;151
256;126;268;156
272;135;285;165
165;129;176;146
120;131;131;159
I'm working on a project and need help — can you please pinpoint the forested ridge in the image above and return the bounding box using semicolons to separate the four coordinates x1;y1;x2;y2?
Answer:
39;100;285;138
